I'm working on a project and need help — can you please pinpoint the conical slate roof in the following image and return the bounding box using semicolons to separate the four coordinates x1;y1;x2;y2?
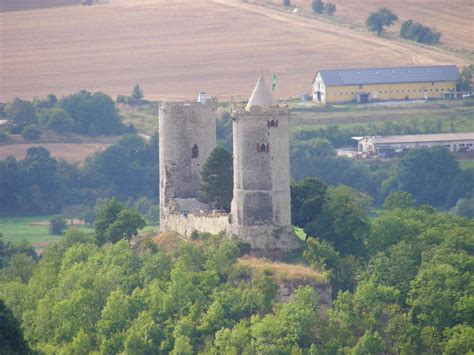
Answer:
245;75;274;112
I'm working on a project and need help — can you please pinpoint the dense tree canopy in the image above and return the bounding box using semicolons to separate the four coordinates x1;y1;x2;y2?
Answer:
6;98;38;134
366;8;398;35
199;147;233;211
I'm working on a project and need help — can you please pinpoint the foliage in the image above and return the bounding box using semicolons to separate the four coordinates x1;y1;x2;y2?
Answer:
0;299;30;354
382;191;415;210
199;147;233;211
311;0;335;15
131;84;144;101
453;195;474;218
0;133;158;215
458;64;474;92
311;0;324;14
291;177;327;229
366;8;398;36
60;90;126;135
49;216;67;235
1;205;473;353
41;108;74;132
21;124;41;140
305;185;372;257
395;146;461;207
325;3;336;15
282;0;291;7
94;197;146;244
400;19;441;44
6;98;38;134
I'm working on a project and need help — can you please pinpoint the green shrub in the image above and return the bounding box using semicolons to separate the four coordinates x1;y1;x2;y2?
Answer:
400;20;441;44
49;216;67;235
45;108;74;132
22;124;41;140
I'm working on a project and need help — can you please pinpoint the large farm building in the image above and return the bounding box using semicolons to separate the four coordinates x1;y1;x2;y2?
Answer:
312;65;459;104
354;132;474;157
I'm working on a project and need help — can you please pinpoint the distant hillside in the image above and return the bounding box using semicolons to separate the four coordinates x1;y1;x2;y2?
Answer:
0;0;77;12
0;0;469;101
290;0;474;51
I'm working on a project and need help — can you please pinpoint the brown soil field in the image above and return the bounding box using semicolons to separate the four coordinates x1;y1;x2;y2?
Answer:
0;0;77;12
290;0;474;51
0;142;111;161
0;0;469;102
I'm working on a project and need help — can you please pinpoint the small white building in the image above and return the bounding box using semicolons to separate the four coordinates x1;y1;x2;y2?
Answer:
354;132;474;156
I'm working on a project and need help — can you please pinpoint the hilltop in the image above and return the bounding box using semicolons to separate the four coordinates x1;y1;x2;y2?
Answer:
1;0;470;101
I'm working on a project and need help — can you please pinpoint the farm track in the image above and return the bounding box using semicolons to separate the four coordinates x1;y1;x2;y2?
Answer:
0;0;470;102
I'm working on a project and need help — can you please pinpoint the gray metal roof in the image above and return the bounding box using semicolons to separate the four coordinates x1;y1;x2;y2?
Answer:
365;132;474;145
317;65;460;86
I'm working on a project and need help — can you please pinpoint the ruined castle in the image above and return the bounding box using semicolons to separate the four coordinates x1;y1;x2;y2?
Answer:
159;77;300;253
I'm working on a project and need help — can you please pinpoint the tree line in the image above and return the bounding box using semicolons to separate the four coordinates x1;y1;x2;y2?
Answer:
0;133;158;220
1;187;472;353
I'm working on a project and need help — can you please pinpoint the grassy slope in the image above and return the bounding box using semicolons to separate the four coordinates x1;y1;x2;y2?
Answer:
0;215;158;244
0;216;93;243
289;101;474;132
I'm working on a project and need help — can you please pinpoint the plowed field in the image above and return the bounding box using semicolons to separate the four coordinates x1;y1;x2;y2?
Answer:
0;0;469;101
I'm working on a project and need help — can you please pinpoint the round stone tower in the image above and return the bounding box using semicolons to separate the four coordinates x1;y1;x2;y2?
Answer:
159;100;217;230
230;76;300;252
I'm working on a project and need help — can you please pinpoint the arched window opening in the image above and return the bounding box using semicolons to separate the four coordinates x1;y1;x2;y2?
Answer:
192;144;199;159
270;120;275;127
260;143;266;152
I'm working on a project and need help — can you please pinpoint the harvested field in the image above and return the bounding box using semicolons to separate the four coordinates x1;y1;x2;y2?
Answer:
0;0;468;102
290;0;474;52
0;142;111;161
0;0;77;12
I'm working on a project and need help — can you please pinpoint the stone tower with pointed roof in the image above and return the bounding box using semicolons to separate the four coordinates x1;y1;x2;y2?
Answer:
230;76;300;252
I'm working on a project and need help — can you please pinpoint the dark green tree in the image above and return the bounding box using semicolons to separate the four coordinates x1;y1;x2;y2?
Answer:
305;185;371;257
0;299;30;354
60;90;125;135
6;98;38;134
94;198;145;244
291;177;327;229
131;84;144;101
325;3;336;15
199;147;233;211
311;0;324;14
457;65;474;92
21;124;41;140
49;216;67;235
382;191;415;210
400;20;441;44
395;146;460;207
366;8;398;36
43;108;74;132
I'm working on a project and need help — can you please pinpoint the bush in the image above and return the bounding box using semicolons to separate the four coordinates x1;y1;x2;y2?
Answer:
22;124;41;140
49;216;67;235
366;8;398;36
6;98;38;134
325;3;336;15
282;0;291;6
400;20;441;44
44;108;74;132
0;130;7;143
311;0;324;13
